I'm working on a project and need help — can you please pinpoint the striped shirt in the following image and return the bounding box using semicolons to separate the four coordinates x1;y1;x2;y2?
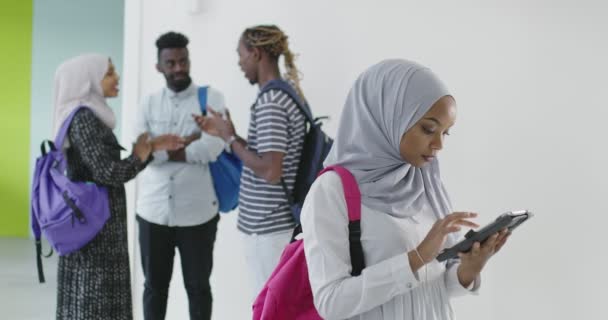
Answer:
237;89;306;235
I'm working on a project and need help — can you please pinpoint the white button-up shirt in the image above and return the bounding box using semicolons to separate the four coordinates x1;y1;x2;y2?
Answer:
301;171;480;320
134;83;226;227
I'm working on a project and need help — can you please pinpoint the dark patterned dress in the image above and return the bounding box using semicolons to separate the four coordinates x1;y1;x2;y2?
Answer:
56;109;146;320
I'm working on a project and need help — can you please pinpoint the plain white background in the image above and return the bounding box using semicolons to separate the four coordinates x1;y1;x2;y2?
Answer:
120;0;608;319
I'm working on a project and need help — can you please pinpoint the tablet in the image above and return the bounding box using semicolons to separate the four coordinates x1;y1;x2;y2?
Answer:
436;210;533;262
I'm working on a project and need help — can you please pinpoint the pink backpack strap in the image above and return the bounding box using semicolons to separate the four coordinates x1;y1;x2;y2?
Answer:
318;165;365;276
318;166;361;222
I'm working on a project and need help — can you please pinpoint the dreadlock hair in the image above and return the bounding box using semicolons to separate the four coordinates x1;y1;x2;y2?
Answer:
241;25;306;101
156;31;189;60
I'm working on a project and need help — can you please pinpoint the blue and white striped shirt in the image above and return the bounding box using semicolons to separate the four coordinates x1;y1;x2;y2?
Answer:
237;89;306;235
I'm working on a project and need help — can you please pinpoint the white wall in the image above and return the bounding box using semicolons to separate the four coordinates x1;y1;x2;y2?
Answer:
122;0;608;319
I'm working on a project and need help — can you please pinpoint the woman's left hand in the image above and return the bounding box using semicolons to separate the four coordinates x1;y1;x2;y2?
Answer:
456;229;510;287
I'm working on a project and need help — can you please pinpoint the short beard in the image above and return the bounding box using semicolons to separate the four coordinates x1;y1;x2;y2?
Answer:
168;75;192;92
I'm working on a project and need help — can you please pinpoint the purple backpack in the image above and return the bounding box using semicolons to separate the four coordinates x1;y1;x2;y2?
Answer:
30;106;110;283
252;166;365;319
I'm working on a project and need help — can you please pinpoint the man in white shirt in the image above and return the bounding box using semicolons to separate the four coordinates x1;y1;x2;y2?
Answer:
134;32;226;320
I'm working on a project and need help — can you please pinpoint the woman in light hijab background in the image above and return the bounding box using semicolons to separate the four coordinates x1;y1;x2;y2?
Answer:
301;59;511;320
53;54;183;320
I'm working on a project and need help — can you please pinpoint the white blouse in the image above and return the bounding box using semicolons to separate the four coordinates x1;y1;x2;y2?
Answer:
301;172;480;320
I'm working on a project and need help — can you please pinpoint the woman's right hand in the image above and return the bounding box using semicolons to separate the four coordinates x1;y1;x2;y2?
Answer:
410;212;479;270
133;133;185;163
133;133;153;162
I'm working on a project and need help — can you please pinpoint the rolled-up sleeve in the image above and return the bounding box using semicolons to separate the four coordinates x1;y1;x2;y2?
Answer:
185;88;227;164
184;134;225;164
134;95;168;166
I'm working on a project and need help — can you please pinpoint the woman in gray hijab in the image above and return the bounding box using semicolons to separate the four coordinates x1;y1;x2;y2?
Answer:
301;59;510;320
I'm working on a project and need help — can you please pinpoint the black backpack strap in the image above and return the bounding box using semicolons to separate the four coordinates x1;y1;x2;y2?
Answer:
34;240;53;283
289;221;363;276
32;175;53;284
257;79;315;125
34;238;53;284
303;166;365;276
62;191;87;226
348;220;364;276
290;224;303;243
35;241;45;283
40;140;56;156
280;177;295;208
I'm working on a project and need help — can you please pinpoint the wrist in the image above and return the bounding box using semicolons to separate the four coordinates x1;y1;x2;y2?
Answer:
407;249;426;273
415;245;431;265
221;122;236;140
221;129;235;141
148;139;156;152
225;134;237;147
457;263;479;288
133;146;148;162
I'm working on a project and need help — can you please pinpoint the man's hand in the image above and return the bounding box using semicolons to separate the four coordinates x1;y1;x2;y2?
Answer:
192;107;235;141
184;132;201;146
150;134;185;152
168;148;186;162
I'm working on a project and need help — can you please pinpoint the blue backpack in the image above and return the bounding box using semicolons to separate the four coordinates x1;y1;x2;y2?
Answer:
259;80;333;223
197;87;243;213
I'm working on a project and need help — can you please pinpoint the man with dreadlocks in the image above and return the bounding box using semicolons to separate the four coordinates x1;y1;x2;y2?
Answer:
194;25;307;299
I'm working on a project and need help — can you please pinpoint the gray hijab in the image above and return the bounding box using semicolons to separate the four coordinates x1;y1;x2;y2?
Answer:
324;59;453;220
53;54;115;137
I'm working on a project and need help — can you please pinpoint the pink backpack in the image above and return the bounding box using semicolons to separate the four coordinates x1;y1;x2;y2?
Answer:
252;165;365;319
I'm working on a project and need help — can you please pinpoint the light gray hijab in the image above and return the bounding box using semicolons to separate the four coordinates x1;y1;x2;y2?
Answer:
52;54;116;137
324;59;453;220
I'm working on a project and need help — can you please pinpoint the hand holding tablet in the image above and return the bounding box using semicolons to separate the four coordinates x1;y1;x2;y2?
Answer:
436;210;533;262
